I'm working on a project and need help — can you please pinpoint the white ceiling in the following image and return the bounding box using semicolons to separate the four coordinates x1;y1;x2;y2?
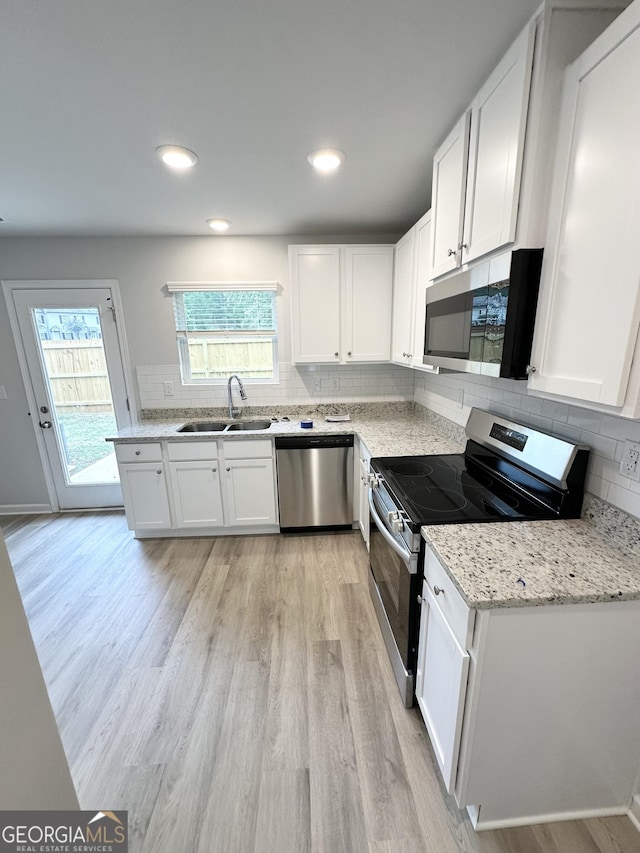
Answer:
1;0;542;238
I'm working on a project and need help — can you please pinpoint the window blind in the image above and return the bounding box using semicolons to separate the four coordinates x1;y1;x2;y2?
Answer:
167;282;278;336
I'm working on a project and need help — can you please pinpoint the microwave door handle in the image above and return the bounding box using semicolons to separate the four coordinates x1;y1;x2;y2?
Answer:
368;490;413;565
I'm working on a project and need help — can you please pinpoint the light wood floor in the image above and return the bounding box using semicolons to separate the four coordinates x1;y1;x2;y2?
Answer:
3;511;640;853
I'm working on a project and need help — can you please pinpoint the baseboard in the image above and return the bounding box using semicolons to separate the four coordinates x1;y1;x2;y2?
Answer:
629;795;640;832
133;524;281;539
0;503;52;515
470;804;627;832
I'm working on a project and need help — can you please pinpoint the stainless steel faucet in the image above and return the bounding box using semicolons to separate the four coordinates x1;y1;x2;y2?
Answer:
227;374;247;419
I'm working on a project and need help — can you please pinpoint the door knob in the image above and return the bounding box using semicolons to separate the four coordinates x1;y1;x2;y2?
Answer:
39;420;52;429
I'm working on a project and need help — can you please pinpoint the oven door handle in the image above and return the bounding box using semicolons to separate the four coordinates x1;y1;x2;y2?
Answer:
368;489;415;569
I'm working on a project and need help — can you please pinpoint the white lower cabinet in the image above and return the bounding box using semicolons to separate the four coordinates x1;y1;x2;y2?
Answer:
223;458;277;526
417;542;640;830
170;461;224;528
115;442;172;531
118;461;172;531
416;582;470;793
116;438;278;535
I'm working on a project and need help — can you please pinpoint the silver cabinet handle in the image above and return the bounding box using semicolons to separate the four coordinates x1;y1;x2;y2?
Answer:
226;467;231;472
135;450;141;455
433;585;444;596
458;242;468;251
156;469;162;475
417;594;423;604
212;467;217;473
334;352;339;357
347;351;352;356
39;420;52;429
526;365;536;374
447;248;456;257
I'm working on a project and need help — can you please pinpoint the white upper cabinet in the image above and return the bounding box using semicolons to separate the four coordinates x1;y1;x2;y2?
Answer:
412;211;433;367
289;245;341;363
528;2;640;417
462;26;535;265
430;113;471;279
391;211;433;369
344;246;394;362
290;244;393;364
430;26;534;280
429;1;626;283
391;226;417;364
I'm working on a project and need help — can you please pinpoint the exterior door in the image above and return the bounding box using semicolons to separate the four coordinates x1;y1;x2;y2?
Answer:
8;282;131;509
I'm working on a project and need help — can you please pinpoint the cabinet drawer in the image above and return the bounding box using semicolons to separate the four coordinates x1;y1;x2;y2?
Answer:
423;546;474;649
223;439;273;459
167;441;218;461
115;442;162;463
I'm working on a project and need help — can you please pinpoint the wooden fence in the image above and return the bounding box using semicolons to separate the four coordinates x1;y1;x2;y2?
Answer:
41;341;113;413
188;339;273;379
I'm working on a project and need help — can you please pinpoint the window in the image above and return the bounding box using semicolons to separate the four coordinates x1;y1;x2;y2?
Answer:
167;281;278;383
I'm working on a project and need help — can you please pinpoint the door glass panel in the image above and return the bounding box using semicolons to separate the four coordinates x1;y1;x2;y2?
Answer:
33;307;120;486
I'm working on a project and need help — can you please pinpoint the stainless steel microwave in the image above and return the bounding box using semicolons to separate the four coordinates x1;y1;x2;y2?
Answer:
423;248;543;379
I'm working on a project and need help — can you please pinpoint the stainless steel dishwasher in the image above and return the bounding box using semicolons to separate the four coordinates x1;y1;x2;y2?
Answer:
275;434;354;531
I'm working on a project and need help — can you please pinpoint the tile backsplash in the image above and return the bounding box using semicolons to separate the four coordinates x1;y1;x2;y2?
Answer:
414;370;640;521
136;362;415;411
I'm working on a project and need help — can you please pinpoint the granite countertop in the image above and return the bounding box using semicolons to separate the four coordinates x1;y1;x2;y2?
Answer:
106;410;465;459
422;520;640;609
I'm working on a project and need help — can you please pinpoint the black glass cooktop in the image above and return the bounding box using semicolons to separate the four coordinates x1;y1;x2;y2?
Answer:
370;451;556;528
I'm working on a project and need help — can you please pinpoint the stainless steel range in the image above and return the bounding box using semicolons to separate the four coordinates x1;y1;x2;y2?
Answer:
368;408;590;707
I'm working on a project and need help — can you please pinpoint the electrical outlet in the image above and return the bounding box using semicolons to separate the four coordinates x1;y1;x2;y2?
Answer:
619;439;640;481
163;381;174;397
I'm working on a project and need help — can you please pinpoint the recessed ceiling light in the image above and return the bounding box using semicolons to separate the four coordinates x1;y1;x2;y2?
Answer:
156;145;198;170
206;218;232;232
307;148;346;172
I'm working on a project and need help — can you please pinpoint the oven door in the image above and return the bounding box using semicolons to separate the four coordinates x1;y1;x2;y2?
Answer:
368;486;420;707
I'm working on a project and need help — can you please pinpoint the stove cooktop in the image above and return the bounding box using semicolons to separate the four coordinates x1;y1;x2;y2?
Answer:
370;452;556;528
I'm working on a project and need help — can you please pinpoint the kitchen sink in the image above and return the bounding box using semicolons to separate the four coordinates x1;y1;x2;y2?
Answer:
177;421;228;432
225;419;273;431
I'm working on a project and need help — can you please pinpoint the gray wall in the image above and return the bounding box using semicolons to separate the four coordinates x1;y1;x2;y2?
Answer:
0;530;79;808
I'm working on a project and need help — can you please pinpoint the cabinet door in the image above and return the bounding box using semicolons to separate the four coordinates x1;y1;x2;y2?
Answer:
430;112;471;279
290;245;341;363
344;246;394;362
119;462;171;531
391;227;416;364
462;25;535;265
528;9;640;409
224;458;277;526
411;211;432;367
357;452;370;549
169;461;224;528
416;583;470;794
